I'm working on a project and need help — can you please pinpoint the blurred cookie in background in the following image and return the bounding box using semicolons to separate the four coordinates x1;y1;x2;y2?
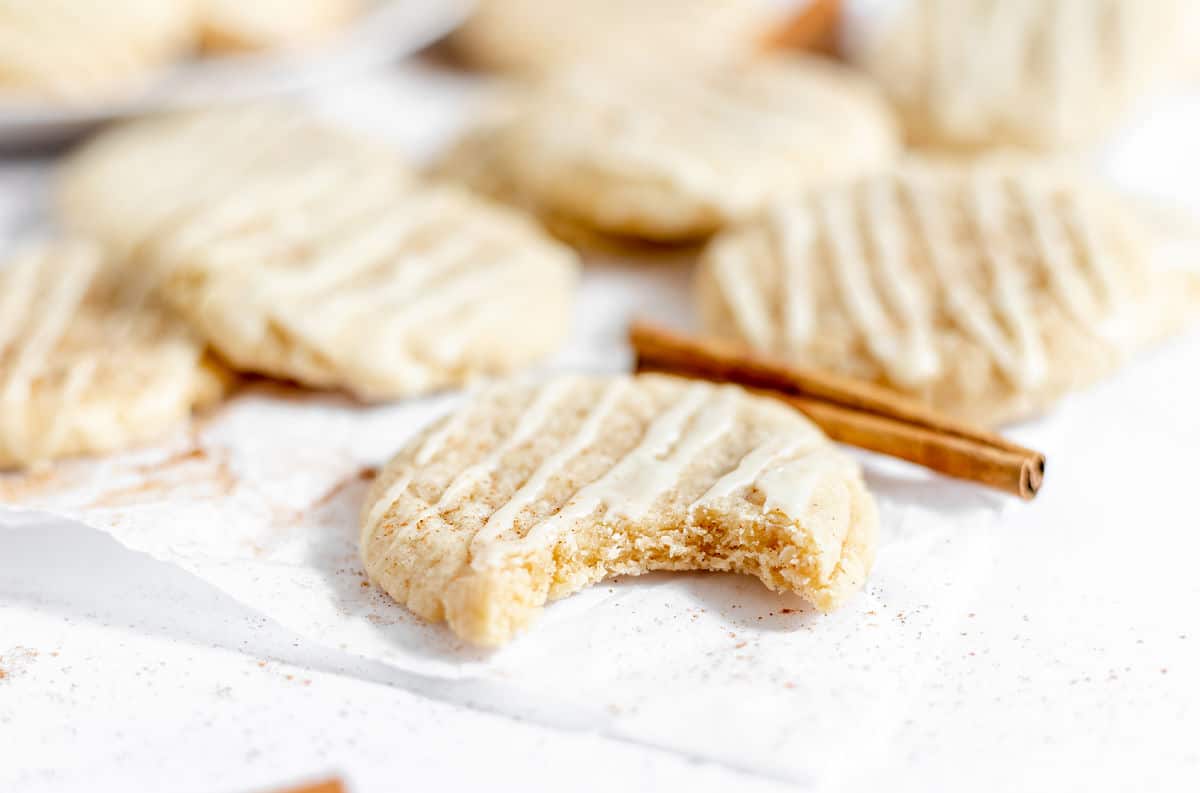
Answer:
696;159;1200;425
0;0;195;103
850;0;1196;151
0;241;227;469
197;0;361;53
448;0;791;74
438;56;899;246
57;105;411;256
57;105;578;401
147;178;579;401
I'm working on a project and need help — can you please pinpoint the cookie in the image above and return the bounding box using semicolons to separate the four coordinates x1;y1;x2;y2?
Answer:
0;242;225;469
696;160;1200;425
450;0;781;74
852;0;1194;150
361;374;878;647
144;172;578;401
434;109;694;259
439;56;899;244
0;0;195;103
197;0;360;53
57;106;409;257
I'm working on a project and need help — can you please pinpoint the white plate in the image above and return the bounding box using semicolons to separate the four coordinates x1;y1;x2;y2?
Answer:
0;0;472;150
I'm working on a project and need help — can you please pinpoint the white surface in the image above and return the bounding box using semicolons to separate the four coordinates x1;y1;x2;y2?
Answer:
2;62;1200;793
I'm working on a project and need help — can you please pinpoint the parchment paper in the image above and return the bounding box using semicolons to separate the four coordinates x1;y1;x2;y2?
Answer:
0;260;1015;782
6;43;1156;780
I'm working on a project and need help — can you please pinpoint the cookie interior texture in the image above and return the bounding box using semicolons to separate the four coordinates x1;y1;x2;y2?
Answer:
0;242;225;469
448;0;781;74
360;374;878;647
695;160;1200;426
854;0;1195;150
438;55;899;244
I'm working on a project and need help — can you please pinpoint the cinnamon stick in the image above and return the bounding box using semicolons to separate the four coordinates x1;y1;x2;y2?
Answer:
269;779;345;793
630;321;1045;500
761;0;844;57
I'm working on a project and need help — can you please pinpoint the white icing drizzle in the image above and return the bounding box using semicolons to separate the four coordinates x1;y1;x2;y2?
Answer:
471;382;715;568
0;248;41;362
756;449;854;521
863;178;941;381
469;379;631;565
274;193;455;300
0;245;101;463
689;435;815;514
1063;197;1119;317
357;376;871;585
409;379;578;526
208;174;401;279
1017;183;1102;325
907;173;1048;390
154;165;355;271
966;178;1048;389
772;202;815;349
713;167;1134;392
918;0;1152;142
156;170;568;394
537;58;889;215
605;386;740;520
362;387;494;548
712;234;773;349
818;189;938;387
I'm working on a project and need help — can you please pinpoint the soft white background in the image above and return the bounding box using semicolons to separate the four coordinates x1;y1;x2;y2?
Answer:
3;21;1200;793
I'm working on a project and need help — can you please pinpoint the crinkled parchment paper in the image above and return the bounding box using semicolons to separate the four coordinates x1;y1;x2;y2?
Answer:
0;261;1012;783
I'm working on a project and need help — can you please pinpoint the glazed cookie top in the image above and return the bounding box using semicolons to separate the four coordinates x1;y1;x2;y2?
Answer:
696;160;1200;425
451;56;899;243
361;374;878;646
853;0;1194;149
0;242;223;469
147;172;579;401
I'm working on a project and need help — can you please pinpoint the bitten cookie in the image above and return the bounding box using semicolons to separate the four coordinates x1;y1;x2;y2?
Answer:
196;0;360;53
57;106;409;256
361;374;878;647
449;0;780;74
0;0;195;103
852;0;1194;150
0;242;225;469
696;160;1200;425
439;56;899;244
